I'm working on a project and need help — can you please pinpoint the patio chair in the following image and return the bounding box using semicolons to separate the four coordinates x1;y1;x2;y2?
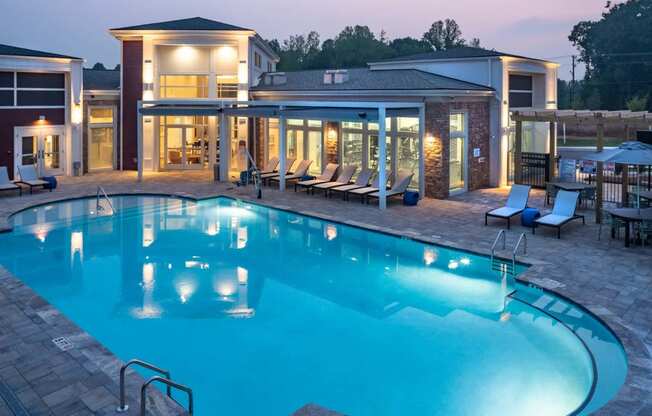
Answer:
534;190;585;239
346;172;390;203
269;160;312;186
485;184;531;229
259;157;280;175
0;167;21;196
17;165;50;194
261;158;296;184
294;163;339;192
311;165;357;196
329;169;374;200
366;170;414;204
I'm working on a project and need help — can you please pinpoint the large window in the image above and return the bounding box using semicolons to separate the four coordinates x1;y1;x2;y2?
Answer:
159;75;209;98
0;71;65;107
267;118;279;160
159;116;209;169
449;112;467;192
216;75;238;99
509;74;533;108
286;119;323;174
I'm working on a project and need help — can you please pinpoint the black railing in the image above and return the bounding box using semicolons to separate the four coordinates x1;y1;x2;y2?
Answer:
518;152;550;188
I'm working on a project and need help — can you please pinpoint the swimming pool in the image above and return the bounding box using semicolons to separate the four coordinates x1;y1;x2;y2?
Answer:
0;195;626;415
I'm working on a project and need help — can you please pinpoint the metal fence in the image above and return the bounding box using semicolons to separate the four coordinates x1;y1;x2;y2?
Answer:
566;159;652;204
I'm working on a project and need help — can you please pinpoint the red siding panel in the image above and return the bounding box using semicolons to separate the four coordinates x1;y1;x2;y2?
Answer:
121;40;143;170
0;108;65;179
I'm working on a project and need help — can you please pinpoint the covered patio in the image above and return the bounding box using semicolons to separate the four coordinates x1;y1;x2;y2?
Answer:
137;100;426;209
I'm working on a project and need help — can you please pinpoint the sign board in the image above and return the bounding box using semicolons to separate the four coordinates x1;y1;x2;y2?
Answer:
473;148;481;158
559;158;576;181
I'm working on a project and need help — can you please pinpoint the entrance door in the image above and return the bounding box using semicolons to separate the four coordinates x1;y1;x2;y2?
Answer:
163;126;205;169
14;126;65;177
449;112;467;194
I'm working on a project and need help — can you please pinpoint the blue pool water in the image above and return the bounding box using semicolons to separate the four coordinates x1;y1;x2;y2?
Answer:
0;196;626;415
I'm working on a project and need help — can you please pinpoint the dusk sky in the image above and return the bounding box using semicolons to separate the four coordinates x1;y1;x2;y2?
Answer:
2;0;615;79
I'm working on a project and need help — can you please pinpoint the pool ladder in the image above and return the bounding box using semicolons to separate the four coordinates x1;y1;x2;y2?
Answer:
490;230;527;276
96;185;116;214
116;359;193;416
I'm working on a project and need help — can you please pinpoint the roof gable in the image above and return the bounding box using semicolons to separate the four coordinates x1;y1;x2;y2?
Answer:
110;17;251;32
0;43;81;60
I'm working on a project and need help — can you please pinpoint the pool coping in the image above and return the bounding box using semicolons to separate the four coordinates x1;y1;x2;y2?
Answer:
0;189;643;415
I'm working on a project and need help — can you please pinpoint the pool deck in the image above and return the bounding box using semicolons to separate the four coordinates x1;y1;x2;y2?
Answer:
0;171;650;415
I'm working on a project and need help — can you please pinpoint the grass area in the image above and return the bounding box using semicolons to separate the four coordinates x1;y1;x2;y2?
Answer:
558;136;623;147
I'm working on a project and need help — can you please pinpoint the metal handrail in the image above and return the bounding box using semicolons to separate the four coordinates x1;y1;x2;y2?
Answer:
116;359;171;412
490;229;506;262
141;376;193;416
512;232;527;272
96;185;115;214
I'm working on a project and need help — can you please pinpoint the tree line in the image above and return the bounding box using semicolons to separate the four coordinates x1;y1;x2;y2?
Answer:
267;19;480;71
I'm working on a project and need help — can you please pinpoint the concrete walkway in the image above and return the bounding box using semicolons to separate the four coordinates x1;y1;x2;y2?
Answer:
0;171;650;415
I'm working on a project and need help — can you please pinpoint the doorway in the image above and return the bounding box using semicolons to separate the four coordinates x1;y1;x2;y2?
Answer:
449;112;468;194
14;125;65;177
161;119;208;170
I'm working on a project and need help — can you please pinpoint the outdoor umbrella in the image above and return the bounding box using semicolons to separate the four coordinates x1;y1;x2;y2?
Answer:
581;141;652;209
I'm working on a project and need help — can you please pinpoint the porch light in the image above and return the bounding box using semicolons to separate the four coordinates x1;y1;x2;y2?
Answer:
71;104;83;125
39;115;46;121
327;128;337;141
238;60;248;84
425;134;436;147
143;60;154;84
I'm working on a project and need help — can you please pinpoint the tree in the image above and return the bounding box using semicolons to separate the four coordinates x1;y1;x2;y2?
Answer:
422;19;466;51
114;64;120;71
92;62;106;70
569;0;652;110
388;37;432;57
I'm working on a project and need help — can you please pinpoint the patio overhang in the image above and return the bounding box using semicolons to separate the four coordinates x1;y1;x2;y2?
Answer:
137;99;426;209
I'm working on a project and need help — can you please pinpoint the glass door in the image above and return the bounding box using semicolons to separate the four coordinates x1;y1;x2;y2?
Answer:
307;130;322;174
184;126;205;168
89;127;114;170
41;134;62;176
449;112;467;193
14;126;65;177
165;127;184;168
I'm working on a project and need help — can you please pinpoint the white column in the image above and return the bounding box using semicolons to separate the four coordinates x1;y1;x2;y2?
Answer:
137;101;143;182
378;106;387;209
208;116;217;169
219;111;228;181
418;104;426;199
279;109;286;191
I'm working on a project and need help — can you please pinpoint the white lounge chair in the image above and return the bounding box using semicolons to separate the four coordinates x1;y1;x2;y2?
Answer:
367;170;414;204
261;158;296;184
269;160;312;185
534;190;585;238
259;157;280;175
329;169;374;200
347;172;390;203
311;165;357;196
485;184;531;229
294;163;339;192
17;165;50;194
0;167;21;196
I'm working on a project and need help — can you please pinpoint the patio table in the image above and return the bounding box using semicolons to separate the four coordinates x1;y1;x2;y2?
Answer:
607;207;652;247
552;182;596;192
640;190;652;201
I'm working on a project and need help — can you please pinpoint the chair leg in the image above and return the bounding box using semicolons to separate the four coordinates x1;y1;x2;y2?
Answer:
485;213;488;226
507;217;511;230
558;227;561;239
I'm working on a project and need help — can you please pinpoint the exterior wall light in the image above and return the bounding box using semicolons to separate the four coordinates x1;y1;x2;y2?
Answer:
327;128;337;141
425;134;436;146
71;104;83;125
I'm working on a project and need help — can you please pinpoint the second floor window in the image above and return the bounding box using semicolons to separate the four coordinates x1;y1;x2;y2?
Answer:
216;75;238;99
159;75;209;99
254;52;262;68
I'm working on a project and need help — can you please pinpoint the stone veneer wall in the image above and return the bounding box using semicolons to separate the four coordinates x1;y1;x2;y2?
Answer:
254;117;266;168
424;101;491;199
324;121;339;164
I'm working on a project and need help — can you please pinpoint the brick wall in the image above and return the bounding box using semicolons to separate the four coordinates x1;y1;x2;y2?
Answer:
325;121;339;164
254;117;265;168
424;101;490;199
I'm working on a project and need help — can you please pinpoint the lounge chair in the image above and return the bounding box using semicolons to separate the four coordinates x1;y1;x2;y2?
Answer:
294;163;339;192
311;165;357;196
485;184;531;229
17;165;50;194
0;167;21;196
269;160;312;185
261;158;296;184
347;172;390;203
329;169;373;200
534;190;585;239
259;157;280;175
367;170;414;204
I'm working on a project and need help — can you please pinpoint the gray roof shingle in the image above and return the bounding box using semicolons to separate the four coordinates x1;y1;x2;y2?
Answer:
83;68;120;91
373;46;549;64
0;43;81;60
251;68;493;92
111;17;251;32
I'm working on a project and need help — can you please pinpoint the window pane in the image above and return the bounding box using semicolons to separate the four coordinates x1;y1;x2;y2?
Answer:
342;121;363;130
450;113;465;134
0;90;13;106
268;119;279;159
367;118;390;131
397;136;419;190
341;131;363;175
159;75;208;98
89;127;114;169
509;74;533;91
397;117;419;133
89;107;113;124
0;72;13;88
287;130;304;160
368;134;391;173
216;75;238;99
450;137;465;190
307;131;322;174
287;119;304;126
17;90;65;106
509;92;533;108
307;120;322;128
17;72;64;89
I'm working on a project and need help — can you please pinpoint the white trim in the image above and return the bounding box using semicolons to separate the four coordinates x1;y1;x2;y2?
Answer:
449;110;469;195
87;104;118;171
251;89;494;98
14;124;66;177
